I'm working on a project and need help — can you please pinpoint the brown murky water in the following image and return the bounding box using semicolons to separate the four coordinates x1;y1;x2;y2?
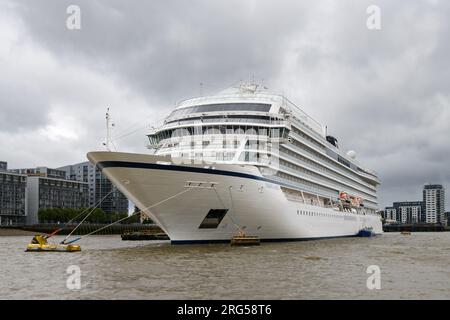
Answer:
1;233;450;299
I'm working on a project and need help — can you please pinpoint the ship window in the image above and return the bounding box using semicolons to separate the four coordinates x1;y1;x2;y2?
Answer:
168;103;271;120
199;209;229;229
337;155;351;168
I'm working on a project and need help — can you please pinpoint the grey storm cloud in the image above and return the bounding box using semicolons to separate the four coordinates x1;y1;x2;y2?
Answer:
12;0;312;101
0;78;49;130
1;0;449;208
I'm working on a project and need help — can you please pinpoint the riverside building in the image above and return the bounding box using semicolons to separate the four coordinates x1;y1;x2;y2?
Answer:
393;201;423;224
11;167;89;225
423;184;446;225
0;162;27;226
384;184;446;225
59;161;129;215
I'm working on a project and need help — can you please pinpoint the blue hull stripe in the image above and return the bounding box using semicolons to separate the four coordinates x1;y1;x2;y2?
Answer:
171;234;360;245
97;160;287;187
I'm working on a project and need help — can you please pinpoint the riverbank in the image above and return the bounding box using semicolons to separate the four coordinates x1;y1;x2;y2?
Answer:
383;224;450;232
0;228;36;236
21;223;164;235
0;224;165;236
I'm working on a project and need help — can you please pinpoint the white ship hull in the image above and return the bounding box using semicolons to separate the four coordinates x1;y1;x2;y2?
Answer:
88;151;382;243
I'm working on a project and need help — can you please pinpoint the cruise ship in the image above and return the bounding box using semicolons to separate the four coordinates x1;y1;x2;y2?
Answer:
88;83;382;243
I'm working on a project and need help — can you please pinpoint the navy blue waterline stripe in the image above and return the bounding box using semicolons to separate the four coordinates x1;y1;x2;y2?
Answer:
97;160;286;186
171;234;359;244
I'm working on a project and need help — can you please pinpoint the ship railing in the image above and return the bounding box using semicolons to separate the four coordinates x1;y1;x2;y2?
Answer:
283;97;324;135
174;92;283;107
284;194;371;215
287;133;380;184
284;194;335;208
279;152;377;197
158;116;290;129
147;118;291;140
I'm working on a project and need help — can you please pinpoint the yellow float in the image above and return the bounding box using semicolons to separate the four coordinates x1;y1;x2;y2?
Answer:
26;235;81;252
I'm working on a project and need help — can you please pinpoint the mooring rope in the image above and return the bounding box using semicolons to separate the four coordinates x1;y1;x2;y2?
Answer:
226;186;245;234
213;187;227;209
60;190;114;244
46;190;114;240
63;187;194;244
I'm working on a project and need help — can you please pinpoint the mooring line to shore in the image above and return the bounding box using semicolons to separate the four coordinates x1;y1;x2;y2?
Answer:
60;190;115;244
63;186;194;244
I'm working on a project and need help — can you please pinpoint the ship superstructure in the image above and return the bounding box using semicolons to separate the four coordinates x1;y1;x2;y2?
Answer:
88;83;382;242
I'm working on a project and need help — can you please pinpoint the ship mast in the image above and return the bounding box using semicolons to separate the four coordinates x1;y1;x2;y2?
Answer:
104;107;114;151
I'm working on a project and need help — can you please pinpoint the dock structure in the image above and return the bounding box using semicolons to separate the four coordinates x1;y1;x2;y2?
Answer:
121;231;169;241
230;235;260;246
383;223;447;232
21;223;163;235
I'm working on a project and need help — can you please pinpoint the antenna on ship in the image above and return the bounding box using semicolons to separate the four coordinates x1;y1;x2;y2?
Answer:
103;107;115;151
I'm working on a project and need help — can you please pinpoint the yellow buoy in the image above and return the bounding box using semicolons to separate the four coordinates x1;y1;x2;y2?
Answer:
26;235;81;252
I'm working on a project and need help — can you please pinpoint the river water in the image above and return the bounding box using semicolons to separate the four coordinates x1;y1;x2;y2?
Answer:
1;233;449;299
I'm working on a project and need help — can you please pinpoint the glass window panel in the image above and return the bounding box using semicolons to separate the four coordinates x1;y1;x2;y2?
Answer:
168;103;271;120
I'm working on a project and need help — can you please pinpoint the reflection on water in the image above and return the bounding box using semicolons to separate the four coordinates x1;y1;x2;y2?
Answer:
1;233;450;299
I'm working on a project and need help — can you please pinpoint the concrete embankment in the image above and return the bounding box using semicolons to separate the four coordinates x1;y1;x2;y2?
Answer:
383;224;450;232
1;224;164;236
0;227;37;236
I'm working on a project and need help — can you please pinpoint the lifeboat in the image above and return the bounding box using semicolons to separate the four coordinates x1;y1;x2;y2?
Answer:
340;192;363;207
26;235;81;252
339;191;347;199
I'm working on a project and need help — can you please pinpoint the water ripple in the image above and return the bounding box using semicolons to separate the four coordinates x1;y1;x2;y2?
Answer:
1;233;450;299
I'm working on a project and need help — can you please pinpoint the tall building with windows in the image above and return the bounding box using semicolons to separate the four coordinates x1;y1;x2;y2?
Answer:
393;201;423;224
59;161;129;214
423;184;445;224
0;162;27;226
12;167;67;180
384;207;396;222
58;162;97;206
384;202;423;224
11;167;89;225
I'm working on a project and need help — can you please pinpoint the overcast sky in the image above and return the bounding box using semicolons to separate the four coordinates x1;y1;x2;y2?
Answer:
1;0;449;209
